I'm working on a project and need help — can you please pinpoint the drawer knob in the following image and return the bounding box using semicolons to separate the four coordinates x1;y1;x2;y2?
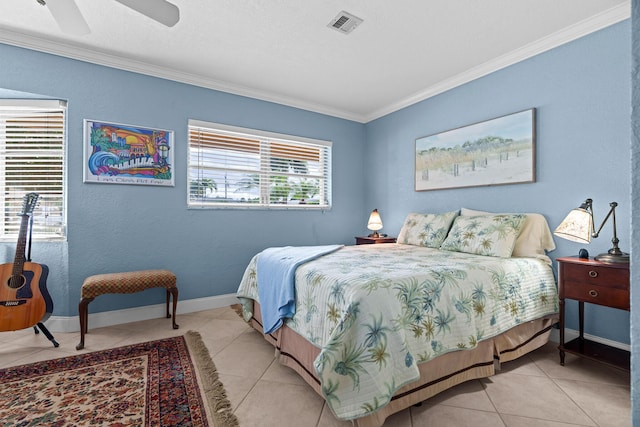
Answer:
588;289;599;297
588;270;598;278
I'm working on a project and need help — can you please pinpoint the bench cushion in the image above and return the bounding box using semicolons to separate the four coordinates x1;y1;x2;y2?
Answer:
81;270;176;298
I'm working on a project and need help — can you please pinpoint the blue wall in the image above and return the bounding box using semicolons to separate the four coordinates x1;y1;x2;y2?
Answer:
0;43;367;316
365;21;631;345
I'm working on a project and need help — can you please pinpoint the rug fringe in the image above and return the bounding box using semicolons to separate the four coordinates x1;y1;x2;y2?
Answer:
185;330;240;427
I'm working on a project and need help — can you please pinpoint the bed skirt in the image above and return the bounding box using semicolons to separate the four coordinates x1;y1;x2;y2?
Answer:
247;302;557;427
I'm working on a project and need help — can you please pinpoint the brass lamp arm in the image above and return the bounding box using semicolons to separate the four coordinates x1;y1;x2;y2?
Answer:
591;202;617;239
592;201;628;262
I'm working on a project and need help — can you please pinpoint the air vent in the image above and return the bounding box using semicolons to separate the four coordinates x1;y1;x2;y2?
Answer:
327;11;363;34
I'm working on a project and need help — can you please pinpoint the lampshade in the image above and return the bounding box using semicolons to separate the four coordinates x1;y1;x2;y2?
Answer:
367;209;383;231
553;207;593;244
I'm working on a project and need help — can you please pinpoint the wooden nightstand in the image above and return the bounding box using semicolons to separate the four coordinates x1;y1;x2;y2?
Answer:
556;256;630;371
355;236;396;245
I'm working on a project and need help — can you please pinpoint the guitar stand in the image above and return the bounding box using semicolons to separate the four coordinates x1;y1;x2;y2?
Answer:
33;322;59;347
23;207;58;349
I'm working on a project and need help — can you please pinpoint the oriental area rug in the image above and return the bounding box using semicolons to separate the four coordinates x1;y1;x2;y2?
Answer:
0;331;239;427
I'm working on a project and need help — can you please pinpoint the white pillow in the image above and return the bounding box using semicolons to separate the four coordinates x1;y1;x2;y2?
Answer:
460;208;556;263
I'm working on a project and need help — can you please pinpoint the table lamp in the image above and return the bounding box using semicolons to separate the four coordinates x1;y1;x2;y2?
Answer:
553;198;629;263
367;209;383;238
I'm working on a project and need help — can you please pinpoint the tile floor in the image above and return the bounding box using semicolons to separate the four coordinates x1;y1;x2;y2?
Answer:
0;306;631;427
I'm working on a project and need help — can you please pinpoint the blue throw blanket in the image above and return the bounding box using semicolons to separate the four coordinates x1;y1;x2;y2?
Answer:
257;245;343;334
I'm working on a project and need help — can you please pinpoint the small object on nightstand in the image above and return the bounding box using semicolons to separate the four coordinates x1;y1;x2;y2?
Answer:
578;249;589;259
556;256;629;371
355;236;396;245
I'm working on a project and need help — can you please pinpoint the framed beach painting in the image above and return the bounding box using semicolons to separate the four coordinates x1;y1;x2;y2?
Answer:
83;120;174;186
415;109;536;191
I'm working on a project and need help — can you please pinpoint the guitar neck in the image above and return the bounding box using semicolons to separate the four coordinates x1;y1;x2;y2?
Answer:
12;214;29;276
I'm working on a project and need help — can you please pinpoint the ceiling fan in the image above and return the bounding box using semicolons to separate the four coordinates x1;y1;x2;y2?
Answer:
36;0;180;36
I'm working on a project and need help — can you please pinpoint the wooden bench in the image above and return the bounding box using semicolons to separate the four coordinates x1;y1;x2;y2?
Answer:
76;269;178;350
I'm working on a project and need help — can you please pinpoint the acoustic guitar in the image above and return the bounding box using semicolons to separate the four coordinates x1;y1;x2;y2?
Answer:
0;193;52;332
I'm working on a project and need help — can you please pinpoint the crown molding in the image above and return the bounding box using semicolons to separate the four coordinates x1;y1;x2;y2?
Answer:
364;2;631;122
0;28;365;122
0;2;629;124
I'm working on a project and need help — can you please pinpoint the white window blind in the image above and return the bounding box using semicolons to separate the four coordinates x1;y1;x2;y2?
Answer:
0;100;66;240
188;120;331;209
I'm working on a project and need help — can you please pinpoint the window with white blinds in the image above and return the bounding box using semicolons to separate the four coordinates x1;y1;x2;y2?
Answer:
188;120;331;209
0;100;66;240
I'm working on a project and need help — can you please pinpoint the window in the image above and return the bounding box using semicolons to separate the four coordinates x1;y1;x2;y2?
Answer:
0;100;66;240
188;120;331;209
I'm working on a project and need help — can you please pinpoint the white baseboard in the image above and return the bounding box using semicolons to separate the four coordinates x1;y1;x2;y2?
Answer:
549;327;630;351
43;293;240;333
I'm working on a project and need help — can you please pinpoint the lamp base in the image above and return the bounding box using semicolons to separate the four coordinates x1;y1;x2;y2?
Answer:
594;251;630;264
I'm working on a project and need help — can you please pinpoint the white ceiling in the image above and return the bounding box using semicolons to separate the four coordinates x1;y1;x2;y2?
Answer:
0;0;630;123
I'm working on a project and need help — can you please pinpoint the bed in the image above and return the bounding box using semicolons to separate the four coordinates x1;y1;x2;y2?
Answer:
237;209;559;426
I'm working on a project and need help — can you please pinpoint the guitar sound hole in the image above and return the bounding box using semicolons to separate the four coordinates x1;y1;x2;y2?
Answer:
7;275;25;289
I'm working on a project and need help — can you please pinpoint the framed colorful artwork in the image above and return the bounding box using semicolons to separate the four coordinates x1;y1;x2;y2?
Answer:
415;109;536;191
83;120;174;186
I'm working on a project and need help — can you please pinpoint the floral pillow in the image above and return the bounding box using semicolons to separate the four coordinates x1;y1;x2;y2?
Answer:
440;214;526;257
397;211;458;248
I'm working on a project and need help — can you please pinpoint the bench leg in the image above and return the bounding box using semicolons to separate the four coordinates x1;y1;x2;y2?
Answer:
76;297;94;350
167;287;179;329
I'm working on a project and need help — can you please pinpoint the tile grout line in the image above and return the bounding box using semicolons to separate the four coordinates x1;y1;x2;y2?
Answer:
532;352;601;427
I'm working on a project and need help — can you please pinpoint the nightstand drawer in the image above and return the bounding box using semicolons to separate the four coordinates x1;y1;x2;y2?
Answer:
560;262;628;290
562;280;629;310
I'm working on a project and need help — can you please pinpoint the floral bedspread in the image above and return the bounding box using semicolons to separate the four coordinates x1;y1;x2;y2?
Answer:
237;244;558;420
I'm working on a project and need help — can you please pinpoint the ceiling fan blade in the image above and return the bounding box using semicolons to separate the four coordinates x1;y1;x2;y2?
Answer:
114;0;180;27
45;0;90;35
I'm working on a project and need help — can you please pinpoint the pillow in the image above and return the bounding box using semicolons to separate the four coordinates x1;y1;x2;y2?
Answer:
460;208;556;261
397;211;458;248
440;214;526;257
